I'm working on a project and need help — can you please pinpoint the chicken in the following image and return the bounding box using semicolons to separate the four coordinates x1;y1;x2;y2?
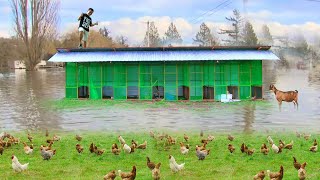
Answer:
253;170;265;180
293;157;301;170
169;155;185;173
196;147;210;160
284;140;293;149
10;136;20;144
183;134;189;142
241;143;248;153
246;149;255;155
271;143;280;153
104;170;117;180
228;144;235;153
42;141;53;151
207;135;215;141
90;143;97;153
118;135;126;144
0;144;4;155
11;155;29;172
303;134;311;140
167;136;176;145
118;166;136;180
75;134;82;141
279;140;285;148
147;156;155;170
23;142;33;155
27;133;33;143
260;143;269;155
76;144;84;153
198;142;207;151
46;139;54;144
267;135;274;145
228;134;234;141
111;143;121;155
96;148;105;155
180;142;189;155
267;165;283;180
137;141;147;149
130;144;135;153
149;131;155;138
298;162;307;180
152;163;161;180
131;140;138;147
123;143;132;153
45;129;49;137
309;139;318;152
41;147;56;160
53;134;61;141
201;139;209;144
296;131;302;138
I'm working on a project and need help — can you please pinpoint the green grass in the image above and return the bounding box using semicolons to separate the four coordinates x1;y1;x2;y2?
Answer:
1;131;319;180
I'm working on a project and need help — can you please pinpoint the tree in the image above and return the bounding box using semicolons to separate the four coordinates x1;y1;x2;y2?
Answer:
99;27;113;41
242;21;258;46
10;0;60;71
193;23;218;46
294;34;309;57
163;22;183;45
219;9;243;45
143;22;161;47
115;35;129;47
260;24;273;46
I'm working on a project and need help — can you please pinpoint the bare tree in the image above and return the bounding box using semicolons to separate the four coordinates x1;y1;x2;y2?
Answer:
10;0;60;71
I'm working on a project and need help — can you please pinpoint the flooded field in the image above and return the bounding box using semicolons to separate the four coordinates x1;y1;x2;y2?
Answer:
0;66;320;133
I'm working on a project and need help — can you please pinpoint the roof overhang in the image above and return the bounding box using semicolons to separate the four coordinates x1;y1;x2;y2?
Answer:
49;46;280;62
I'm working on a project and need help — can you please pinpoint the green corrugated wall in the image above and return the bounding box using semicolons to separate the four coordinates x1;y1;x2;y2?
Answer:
65;60;263;101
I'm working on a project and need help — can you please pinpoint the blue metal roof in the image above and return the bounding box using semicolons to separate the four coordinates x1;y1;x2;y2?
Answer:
49;48;279;62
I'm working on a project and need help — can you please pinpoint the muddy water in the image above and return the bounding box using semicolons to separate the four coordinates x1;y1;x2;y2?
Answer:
0;66;319;133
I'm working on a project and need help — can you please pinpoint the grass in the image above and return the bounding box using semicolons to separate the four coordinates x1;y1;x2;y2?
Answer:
1;130;320;180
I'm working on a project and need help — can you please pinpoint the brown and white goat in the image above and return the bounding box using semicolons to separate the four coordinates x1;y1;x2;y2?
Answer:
269;84;298;110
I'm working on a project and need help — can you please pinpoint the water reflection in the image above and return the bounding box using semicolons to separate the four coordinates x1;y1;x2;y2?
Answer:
1;66;320;133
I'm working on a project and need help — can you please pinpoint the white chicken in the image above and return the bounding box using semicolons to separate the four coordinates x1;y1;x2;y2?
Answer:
169;155;185;173
271;143;280;153
118;135;126;144
11;155;29;172
267;135;274;144
180;143;189;155
122;143;131;153
23;142;33;155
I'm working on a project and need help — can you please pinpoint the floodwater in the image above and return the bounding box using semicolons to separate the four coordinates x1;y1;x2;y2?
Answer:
0;65;320;133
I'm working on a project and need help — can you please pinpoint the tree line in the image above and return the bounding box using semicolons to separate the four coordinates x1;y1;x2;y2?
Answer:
0;1;318;70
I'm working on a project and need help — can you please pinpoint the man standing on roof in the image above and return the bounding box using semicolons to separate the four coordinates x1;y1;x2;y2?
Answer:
78;8;98;48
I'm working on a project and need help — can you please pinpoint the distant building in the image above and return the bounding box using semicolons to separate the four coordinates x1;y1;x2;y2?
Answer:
49;46;279;101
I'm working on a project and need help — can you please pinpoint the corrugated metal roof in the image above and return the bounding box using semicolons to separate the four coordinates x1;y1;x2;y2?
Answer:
49;49;279;62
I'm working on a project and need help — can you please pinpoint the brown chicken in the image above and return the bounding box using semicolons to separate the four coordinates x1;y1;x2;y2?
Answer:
198;142;207;151
104;170;117;180
111;143;121;155
253;170;265;180
184;134;189;142
201;139;209;144
89;143;97;153
118;166;136;180
309;139;318;152
228;144;235;153
284;140;293;149
147;156;155;170
46;139;54;144
137;141;147;149
260;143;269;155
241;143;248;153
152;163;161;180
0;144;3;155
279;140;285;148
298;162;307;180
96;148;105;155
267;165;284;180
293;157;301;170
27;134;33;143
131;140;138;147
76;144;84;153
41;141;53;151
303;134;311;140
228;134;234;141
75;134;82;141
247;149;255;155
149;131;155;138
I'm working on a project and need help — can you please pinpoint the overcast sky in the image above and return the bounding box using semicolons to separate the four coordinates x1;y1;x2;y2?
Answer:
1;0;320;45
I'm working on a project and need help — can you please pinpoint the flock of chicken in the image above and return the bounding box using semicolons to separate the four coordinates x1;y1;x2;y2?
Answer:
0;130;318;179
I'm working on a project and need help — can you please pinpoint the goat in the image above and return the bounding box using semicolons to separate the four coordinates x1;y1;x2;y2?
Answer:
269;84;298;110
